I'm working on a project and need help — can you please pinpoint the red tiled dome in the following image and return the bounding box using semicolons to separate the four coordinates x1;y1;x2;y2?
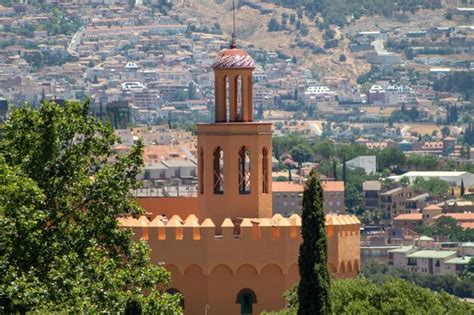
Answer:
212;48;256;69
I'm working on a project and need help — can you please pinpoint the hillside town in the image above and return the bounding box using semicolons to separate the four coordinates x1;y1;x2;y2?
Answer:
1;0;474;313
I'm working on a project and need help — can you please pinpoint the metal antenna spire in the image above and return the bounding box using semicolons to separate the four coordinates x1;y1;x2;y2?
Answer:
230;0;237;48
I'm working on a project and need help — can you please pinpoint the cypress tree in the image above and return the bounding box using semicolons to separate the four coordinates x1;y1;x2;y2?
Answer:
460;179;465;197
342;156;347;185
297;171;331;315
332;160;337;180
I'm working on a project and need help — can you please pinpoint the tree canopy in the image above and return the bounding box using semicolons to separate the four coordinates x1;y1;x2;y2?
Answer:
412;176;449;196
415;216;474;242
264;277;473;314
0;100;181;313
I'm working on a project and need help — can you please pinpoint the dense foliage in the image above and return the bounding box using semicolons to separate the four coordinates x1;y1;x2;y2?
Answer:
0;100;181;313
298;172;331;314
362;261;474;299
3;6;81;37
433;72;474;101
265;0;440;26
464;122;474;146
414;216;474;242
411;176;450;196
266;277;473;315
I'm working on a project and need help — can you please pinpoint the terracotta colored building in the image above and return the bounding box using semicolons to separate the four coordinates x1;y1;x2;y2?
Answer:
121;44;360;315
272;181;345;215
321;181;345;214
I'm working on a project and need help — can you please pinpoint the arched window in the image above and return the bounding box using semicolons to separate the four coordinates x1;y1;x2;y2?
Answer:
166;288;184;309
238;146;251;194
235;75;243;121
262;147;269;194
236;289;257;315
199;148;204;194
213;147;224;194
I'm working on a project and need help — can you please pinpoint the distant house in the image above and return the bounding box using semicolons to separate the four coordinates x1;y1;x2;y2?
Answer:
321;181;345;214
388;245;473;276
272;180;345;215
272;182;304;215
393;213;422;229
346;156;377;175
363;180;381;210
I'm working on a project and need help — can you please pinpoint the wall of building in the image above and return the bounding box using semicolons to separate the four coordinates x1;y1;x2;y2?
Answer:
121;213;360;314
136;196;199;219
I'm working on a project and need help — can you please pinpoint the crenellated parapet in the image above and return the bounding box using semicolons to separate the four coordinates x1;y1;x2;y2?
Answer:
118;213;360;277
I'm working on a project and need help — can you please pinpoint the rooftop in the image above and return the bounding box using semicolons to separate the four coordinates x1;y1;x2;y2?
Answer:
272;182;304;192
391;171;471;178
363;180;381;191
393;213;422;221
321;181;345;192
388;245;414;253
424;204;442;211
382;187;403;195
406;250;457;259
212;48;255;69
445;256;473;265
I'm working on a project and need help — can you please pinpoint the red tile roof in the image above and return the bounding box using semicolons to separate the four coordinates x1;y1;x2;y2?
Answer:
424;205;442;211
272;182;304;192
460;222;474;230
393;213;423;221
321;181;345;192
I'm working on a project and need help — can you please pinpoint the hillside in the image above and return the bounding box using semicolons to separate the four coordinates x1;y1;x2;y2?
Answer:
173;0;461;81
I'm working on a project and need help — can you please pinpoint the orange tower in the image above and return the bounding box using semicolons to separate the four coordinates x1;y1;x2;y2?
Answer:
121;41;361;315
197;47;272;226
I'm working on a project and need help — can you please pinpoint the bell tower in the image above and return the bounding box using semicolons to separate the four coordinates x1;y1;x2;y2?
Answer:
197;45;272;226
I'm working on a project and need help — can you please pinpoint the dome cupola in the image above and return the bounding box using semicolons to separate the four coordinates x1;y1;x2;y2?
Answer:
212;48;256;70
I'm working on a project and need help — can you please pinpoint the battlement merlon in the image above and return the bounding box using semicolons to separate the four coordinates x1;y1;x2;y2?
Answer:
118;214;360;276
118;213;360;242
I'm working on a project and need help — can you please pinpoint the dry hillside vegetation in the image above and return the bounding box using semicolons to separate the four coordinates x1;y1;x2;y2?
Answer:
174;0;455;80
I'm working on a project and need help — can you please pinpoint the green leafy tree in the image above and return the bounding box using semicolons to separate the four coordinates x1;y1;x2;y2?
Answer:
298;171;331;315
268;17;281;31
415;216;474;242
412;177;449;196
400;176;410;186
0;100;181;313
265;277;473;314
290;143;313;166
187;81;197;99
441;126;450;138
376;147;406;171
467;258;474;274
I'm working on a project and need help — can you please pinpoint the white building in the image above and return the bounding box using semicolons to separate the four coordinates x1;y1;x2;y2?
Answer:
385;85;417;106
303;85;338;111
389;171;474;187
346;156;377;175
